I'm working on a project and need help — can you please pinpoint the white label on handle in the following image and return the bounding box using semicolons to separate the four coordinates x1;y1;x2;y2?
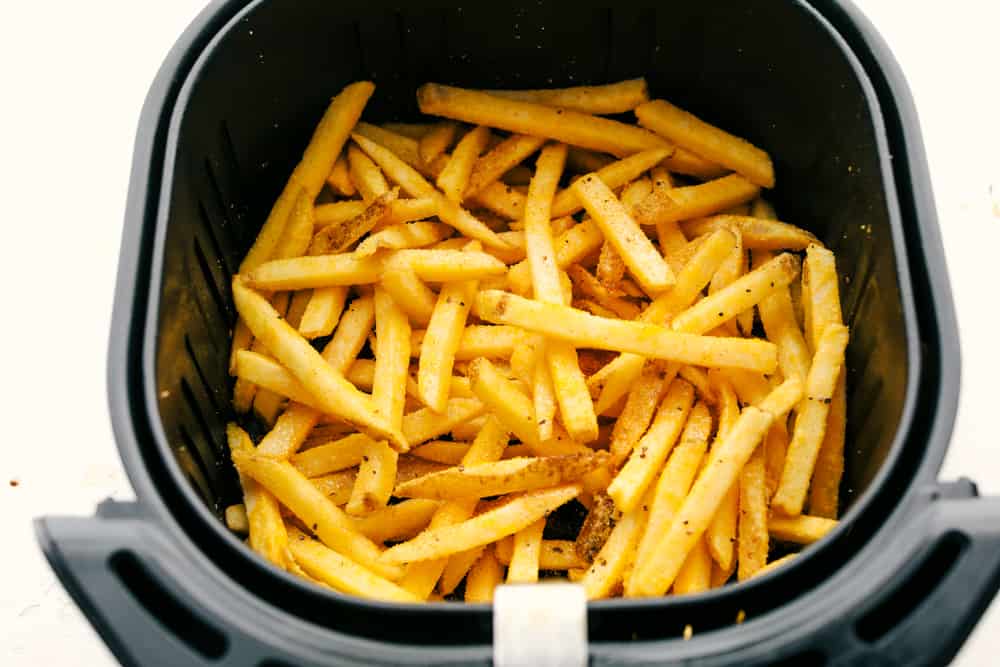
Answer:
493;583;588;667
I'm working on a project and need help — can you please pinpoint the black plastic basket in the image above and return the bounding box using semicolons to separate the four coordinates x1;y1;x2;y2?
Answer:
36;1;1000;665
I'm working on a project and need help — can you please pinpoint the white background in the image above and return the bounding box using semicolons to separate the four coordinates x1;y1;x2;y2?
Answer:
1;1;997;664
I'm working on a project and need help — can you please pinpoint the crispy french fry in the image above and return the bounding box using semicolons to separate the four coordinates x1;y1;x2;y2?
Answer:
484;78;649;114
464;546;503;602
241;82;374;273
810;373;846;518
568;265;641;320
581;500;647;599
356;222;452;257
227;424;288;568
437;125;492;202
475;291;778;373
372;287;411;431
673;536;712;595
347;143;389;203
352;133;509;249
411;325;526;361
346;439;398;515
354;121;422;166
772;324;849;516
507;219;604;294
314;201;367;228
419;121;460;166
298;286;349;339
232;281;406;450
632;378;802;596
349;499;440;543
551;149;671;218
636;99;774;188
310;470;357;505
382;485;580;565
756;553;797;578
466;134;546;198
384;248;507;282
320;295;374;373
803;243;842;352
273;190;317;260
225;503;249;533
524;142;571;304
381;268;437;327
572;174;675;293
533;340;558;442
246;254;382;291
257;403;321;459
438;546;486;596
650;169;690;272
395;452;608;500
235;351;321;409
575;493;618;563
507;518;546;583
678;366;716;405
287;530;418;602
707;225;748;336
327;152;356;197
380;197;439;228
596;241;627;291
754;250;811;385
402;398;486;446
627;402;712;594
737;445;769;581
468;357;541;448
309;188;397;255
621;177;654;211
495;538;585;570
417;83;719;177
382;122;432;139
608;361;673;465
769;514;838;544
634;175;760;227
681;215;820;251
410;440;472;465
608;379;695;513
418;268;477;413
292;433;375;477
706;375;740;572
232;451;401;579
764;417;790;500
566;147;615;173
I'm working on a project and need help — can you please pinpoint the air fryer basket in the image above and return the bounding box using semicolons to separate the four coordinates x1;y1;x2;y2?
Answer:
36;1;1000;665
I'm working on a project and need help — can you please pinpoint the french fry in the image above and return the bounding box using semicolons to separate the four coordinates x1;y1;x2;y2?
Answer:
285;290;312;332
287;531;418;602
596;242;627;291
507;219;604;294
241;81;374;273
507;518;546;583
225;503;249;533
627;402;712;595
232;451;401;579
575;493;618;563
769;514;838;544
381;268;437;327
418;266;477;413
533;340;558;442
383;248;507;282
229;319;254;376
681;215;820;251
354;121;422;166
382;485;580;565
707;225;748;336
810;374;846;518
347;143;389;203
756;553;797;577
706;375;740;573
256;403;321;459
608;361;673;465
292;433;375;477
419;121;460;166
299;286;349;339
346;439;398;515
417;83;720;177
352;133;509;249
678;366;716;405
568;265;641;320
551;149;672;218
349;499;440;543
439;546;486;596
310;470;358;505
320;295;375;373
355;222;452;257
437;125;492;202
495;538;585;570
326;152;356;197
234;351;321;408
467;356;541;448
754;250;811;385
273;190;317;260
574;299;618;319
465;134;546;197
464;546;503;602
567;147;615;174
232;281;406;450
402;398;487;446
411;325;526;361
620;177;654;212
581;500;647;599
772;324;849;516
635;99;774;188
484;78;650;114
246;254;382;291
410;440;472;465
379;197;439;228
501;164;533;186
764;417;790;500
372;287;411;431
309;188;397;255
737;445;769;580
632;378;803;596
634;175;760;227
470;180;528;220
395;452;609;500
314;201;368;229
382;122;433;139
227;424;288;568
572;174;675;293
475;291;778;373
673;536;712;595
608;379;695;513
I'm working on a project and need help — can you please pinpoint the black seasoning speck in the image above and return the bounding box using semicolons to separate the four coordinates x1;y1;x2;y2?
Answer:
312;523;318;530
362;455;370;462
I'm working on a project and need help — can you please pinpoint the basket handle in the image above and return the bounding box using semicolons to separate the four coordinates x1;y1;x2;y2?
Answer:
494;583;588;667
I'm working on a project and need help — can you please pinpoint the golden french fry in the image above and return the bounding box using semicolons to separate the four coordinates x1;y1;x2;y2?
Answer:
347;143;389;203
804;244;843;352
309;188;397;255
227;424;288;568
246;254;382;291
754;250;811;385
292;433;375;477
232;281;406;450
327;152;356;197
419;121;460;166
673;536;713;595
381;268;437;327
678;366;715;405
636;99;774;188
548;342;600;443
467;357;541;448
310;470;357;505
706;375;740;573
356;222;452;257
354;121;422;166
314;201;367;229
769;514;838;544
608;361;672;465
634;175;760;227
372;287;411;431
418;271;477;413
395;452;608;500
417;83;719;177
241;81;374;273
567;265;641;320
273;190;316;260
235;351;320;408
232;451;401;579
524;142;571;304
320;295;375;372
810;374;847;518
567;147;615;173
572;174;675;293
756;553;797;578
533;340;558;442
596;241;627;291
382;485;581;565
681;215;820;251
257;403;321;459
438;546;486;596
581;500;647;599
465;134;546;197
475;291;778;373
737;445;769;581
627;402;712;595
437;125;492;202
382;122;433;139
411;325;526;361
507;518;546;583
299;286;349;339
346;439;398;516
383;248;507;282
379;198;439;229
349;499;440;543
287;530;418;602
772;324;849;516
551;149;671;218
229;318;254;376
764;418;790;501
495;538;586;570
507;219;604;294
464;546;503;602
402;398;486;446
225;503;249;533
484;78;649;114
608;379;695;513
410;440;471;465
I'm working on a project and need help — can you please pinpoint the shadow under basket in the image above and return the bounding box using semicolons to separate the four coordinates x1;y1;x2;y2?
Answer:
36;1;1000;666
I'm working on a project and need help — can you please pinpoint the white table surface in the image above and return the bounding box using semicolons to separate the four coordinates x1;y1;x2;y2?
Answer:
1;1;997;664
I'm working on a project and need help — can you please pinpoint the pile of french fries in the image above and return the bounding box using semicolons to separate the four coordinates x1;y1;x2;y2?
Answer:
223;77;848;604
